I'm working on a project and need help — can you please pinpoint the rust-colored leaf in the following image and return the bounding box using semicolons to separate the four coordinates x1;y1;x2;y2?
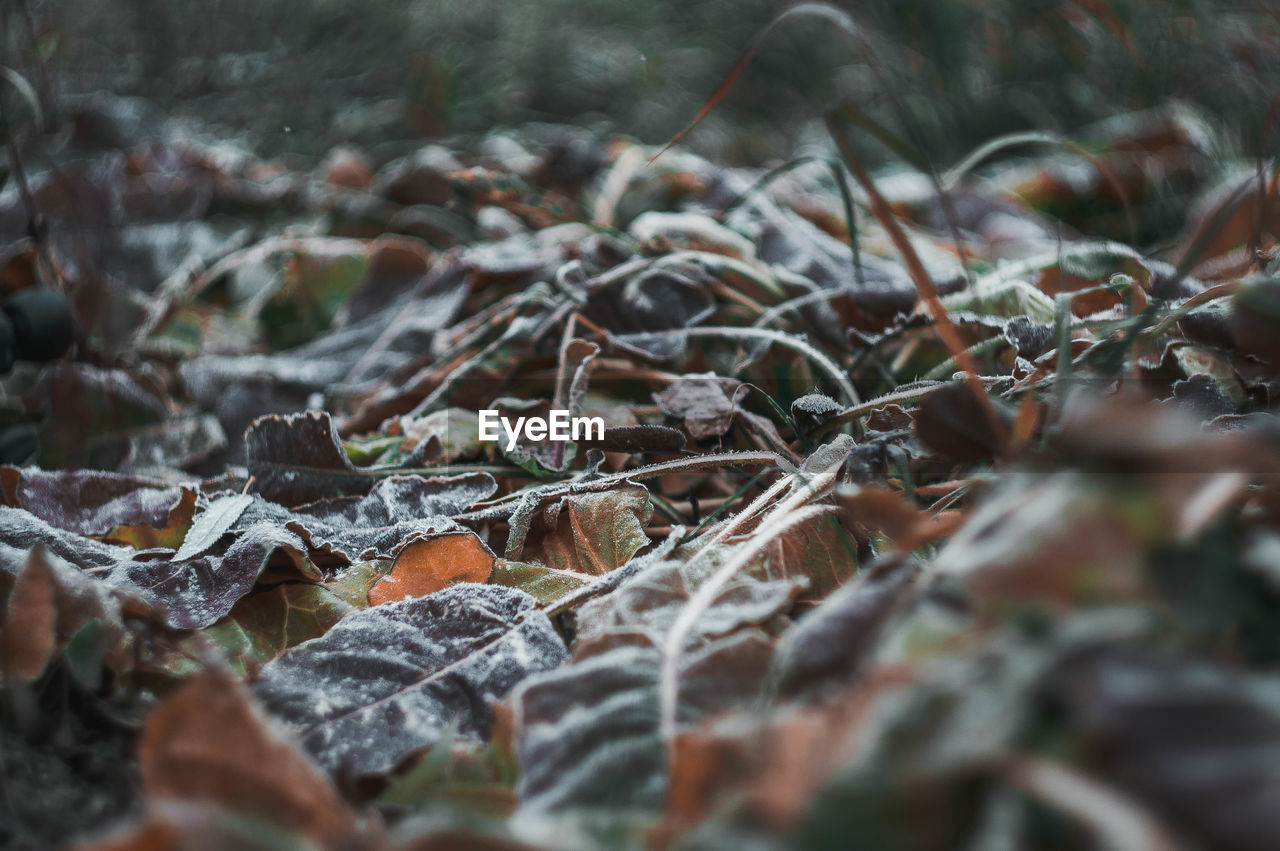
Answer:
522;485;652;577
1;546;145;684
1;550;58;683
368;531;495;605
138;670;356;845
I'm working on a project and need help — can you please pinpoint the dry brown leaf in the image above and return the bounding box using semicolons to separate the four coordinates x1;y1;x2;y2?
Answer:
768;511;859;598
137;670;357;846
1;546;139;684
1;551;58;683
838;484;965;552
368;531;495;605
914;380;1013;464
522;485;652;577
665;665;914;829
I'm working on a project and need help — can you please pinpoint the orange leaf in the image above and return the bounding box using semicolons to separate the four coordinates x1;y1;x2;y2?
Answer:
138;670;356;846
1;546;142;684
0;551;57;683
101;487;197;550
368;531;494;605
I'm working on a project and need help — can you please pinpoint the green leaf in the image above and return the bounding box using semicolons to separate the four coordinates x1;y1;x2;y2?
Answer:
342;435;405;466
256;244;371;350
325;560;393;609
202;583;356;678
64;618;106;690
490;559;591;605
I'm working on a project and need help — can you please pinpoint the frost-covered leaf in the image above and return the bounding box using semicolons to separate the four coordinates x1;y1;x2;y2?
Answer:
514;634;775;813
292;472;496;527
233;496;474;572
246;411;497;513
573;557;801;657
0;505;140;576
654;374;739;440
513;484;652;577
771;555;920;700
105;522;313;629
490;559;591;605
325;560;393;608
173;493;254;561
244;410;377;506
254;584;566;779
509;538;801;817
504;483;651;575
766;511;859;599
102;487;198;550
0;466;191;536
586;265;716;359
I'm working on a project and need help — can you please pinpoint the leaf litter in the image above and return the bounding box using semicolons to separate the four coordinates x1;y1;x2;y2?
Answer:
4;26;1280;851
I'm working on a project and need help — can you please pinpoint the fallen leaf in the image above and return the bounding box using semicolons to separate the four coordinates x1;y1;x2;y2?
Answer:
573;555;801;658
0;546;142;684
245;410;376;506
104;522;314;629
510;484;652;577
101;487;198;550
654;374;738;440
254;584;566;779
138;670;357;845
368;531;495;605
325;560;394;609
173;493;254;561
514;633;775;813
489;559;591;606
585;264;716;359
914;379;1012;464
0;466;191;536
198;583;356;678
766;510;859;599
770;555;919;700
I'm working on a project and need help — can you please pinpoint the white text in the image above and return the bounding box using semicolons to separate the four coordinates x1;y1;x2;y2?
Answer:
477;410;605;450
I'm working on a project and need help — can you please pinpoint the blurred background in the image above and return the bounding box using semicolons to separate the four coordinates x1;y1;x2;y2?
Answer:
6;0;1278;167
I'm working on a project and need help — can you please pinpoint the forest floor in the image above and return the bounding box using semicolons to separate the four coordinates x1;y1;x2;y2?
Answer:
2;52;1280;850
